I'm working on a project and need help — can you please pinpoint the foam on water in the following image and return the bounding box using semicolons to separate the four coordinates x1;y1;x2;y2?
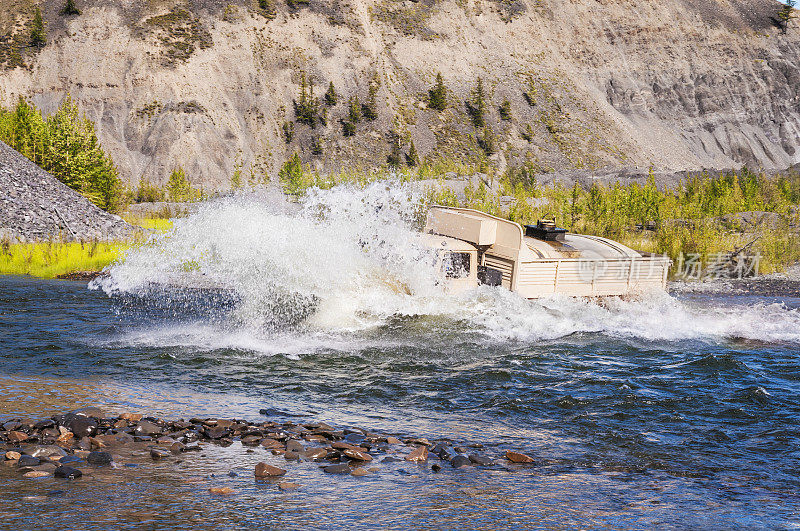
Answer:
93;183;800;352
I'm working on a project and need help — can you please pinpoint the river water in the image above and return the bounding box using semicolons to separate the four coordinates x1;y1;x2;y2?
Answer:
1;185;799;529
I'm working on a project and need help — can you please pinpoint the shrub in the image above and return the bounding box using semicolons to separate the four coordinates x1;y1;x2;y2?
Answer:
311;136;323;156
428;72;447;111
520;124;534;142
134;179;166;202
342;119;356;137
278;152;305;193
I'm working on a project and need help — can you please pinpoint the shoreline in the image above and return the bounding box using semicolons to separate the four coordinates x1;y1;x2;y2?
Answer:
1;408;535;489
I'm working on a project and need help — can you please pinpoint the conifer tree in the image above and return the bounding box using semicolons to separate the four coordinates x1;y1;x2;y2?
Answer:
61;0;81;16
406;140;419;166
779;0;797;33
348;95;361;123
499;98;512;121
30;8;46;48
467;77;486;128
428;72;447;111
324;81;337;106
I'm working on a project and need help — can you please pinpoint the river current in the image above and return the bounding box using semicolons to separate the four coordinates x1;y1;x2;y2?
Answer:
1;185;799;529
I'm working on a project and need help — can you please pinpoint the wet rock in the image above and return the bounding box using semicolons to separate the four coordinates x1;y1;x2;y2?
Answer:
76;438;92;451
218;438;233;447
18;456;40;467
208;487;236;495
54;466;82;479
278;481;300;491
56;429;74;444
120;413;143;422
34;419;55;429
66;417;97;438
7;431;28;443
170;442;186;454
405;446;429;462
283;451;301;461
59;455;81;465
431;463;442;472
302;448;327;460
31;446;67;459
135;421;162;437
241;435;261;446
386;436;402;445
87;451;113;466
343;449;373;462
285;440;305;453
469;455;494;466
323;463;351;474
23;471;50;478
381;456;403;463
451;455;472;468
406;437;432;447
150;448;170;460
351;468;368;477
260;438;282;449
432;444;457;461
304;434;328;443
344;433;366;445
3;421;22;431
205;427;230;440
4;451;21;461
254;462;286;478
505;450;535;464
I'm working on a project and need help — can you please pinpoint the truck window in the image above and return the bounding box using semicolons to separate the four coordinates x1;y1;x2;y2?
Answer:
443;252;471;278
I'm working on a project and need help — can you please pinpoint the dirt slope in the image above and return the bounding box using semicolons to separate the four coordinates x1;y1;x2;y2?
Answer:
0;0;797;188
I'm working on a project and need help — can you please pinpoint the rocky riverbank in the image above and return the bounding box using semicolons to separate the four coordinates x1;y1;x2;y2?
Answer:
1;408;537;492
0;141;137;243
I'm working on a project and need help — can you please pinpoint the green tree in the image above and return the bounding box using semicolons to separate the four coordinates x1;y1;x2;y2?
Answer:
779;0;796;33
362;79;379;121
387;133;403;167
341;119;356;137
293;72;320;128
61;0;81;16
466;77;486;128
324;81;337;106
278;152;305;193
348;95;361;123
258;0;276;19
30;7;46;48
167;167;191;202
282;120;294;143
406;140;419;166
477;125;495;156
428;72;447;111
499;98;512;121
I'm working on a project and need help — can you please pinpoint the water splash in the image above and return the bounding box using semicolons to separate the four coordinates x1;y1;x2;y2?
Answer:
93;183;800;351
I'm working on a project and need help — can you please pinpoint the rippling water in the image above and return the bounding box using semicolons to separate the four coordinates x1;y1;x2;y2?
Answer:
2;187;800;528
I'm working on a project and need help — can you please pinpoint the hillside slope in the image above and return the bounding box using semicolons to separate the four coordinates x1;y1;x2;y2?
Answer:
0;0;798;188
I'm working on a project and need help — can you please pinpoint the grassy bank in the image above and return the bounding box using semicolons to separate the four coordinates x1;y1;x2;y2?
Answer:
0;217;173;279
0;241;126;278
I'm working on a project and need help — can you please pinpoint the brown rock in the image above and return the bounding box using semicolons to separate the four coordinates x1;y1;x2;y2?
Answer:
302;448;328;460
368;467;380;473
260;438;282;449
7;431;28;443
88;437;106;449
156;436;176;446
5;451;21;461
304;434;328;443
386;436;402;445
23;471;50;478
343;449;373;462
2;460;18;468
208;487;236;495
285;439;305;453
56;430;74;444
254;462;286;478
278;481;300;491
406;437;432;446
350;468;368;477
74;450;90;459
505;450;535;463
283;451;300;461
331;441;367;452
120;413;143;422
405;446;429;462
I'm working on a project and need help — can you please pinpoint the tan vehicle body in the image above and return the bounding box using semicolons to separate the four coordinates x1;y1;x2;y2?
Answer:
423;206;670;298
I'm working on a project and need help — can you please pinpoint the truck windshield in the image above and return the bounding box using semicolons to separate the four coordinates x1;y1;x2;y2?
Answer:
442;252;471;278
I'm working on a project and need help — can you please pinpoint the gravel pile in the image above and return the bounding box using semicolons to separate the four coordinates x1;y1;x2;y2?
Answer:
0;141;136;242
